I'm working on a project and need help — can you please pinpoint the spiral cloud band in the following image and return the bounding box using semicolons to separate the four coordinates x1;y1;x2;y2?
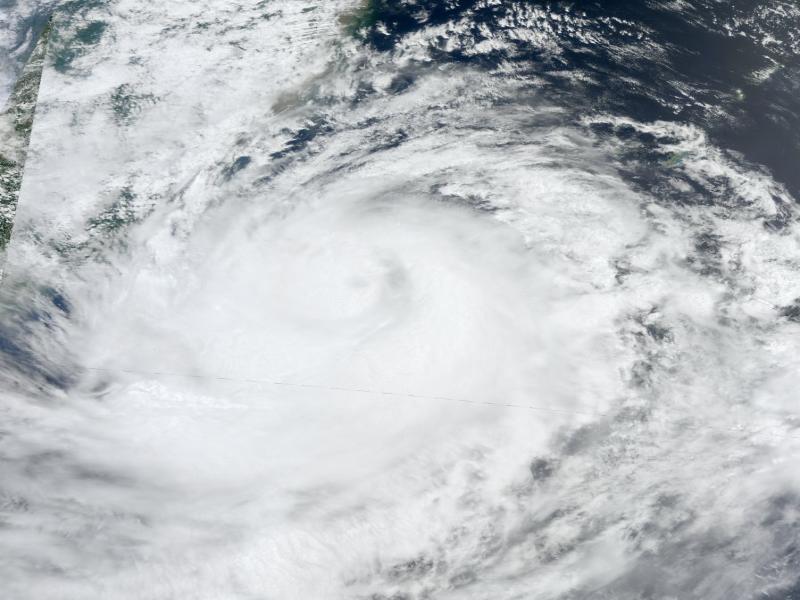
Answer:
2;1;800;598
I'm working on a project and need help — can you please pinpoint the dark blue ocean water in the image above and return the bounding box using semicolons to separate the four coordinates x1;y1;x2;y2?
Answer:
362;0;800;200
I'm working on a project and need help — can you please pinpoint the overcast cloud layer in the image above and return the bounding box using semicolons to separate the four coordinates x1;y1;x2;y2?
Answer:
2;1;800;598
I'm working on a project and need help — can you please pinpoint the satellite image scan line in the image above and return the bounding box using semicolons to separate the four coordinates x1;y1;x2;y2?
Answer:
0;16;48;268
1;1;800;598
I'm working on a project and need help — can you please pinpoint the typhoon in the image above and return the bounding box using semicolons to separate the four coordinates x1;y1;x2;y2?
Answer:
1;1;800;599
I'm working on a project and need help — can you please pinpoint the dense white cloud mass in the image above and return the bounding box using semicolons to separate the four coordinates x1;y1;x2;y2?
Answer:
2;1;800;598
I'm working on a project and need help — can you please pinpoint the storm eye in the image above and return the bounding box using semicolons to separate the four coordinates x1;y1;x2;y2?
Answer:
3;0;799;597
268;236;412;326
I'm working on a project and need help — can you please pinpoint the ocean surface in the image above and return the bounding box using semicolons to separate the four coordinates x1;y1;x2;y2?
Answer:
2;1;800;598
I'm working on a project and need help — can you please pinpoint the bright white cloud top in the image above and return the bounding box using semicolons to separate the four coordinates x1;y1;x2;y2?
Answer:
2;1;800;598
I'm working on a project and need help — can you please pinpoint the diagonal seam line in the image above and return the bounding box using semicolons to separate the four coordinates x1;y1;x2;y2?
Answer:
79;365;800;439
83;365;607;416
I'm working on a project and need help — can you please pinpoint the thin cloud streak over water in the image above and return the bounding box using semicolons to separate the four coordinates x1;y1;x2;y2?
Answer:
1;1;800;598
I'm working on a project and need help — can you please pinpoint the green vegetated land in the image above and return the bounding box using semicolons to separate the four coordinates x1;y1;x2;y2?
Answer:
340;0;383;38
0;20;50;260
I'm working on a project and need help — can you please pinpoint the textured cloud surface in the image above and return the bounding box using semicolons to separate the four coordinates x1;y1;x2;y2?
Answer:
2;1;800;598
